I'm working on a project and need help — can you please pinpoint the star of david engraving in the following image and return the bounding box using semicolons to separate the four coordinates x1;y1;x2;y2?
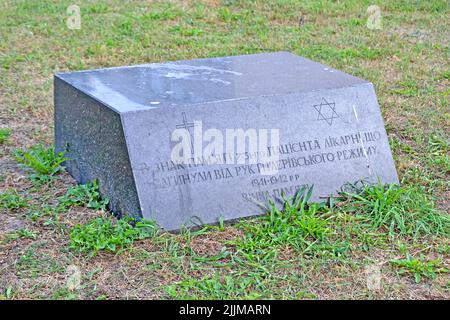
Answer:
175;112;197;154
313;98;339;126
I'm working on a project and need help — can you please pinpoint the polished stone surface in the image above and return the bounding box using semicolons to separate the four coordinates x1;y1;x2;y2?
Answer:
54;79;141;218
56;52;367;112
55;52;399;231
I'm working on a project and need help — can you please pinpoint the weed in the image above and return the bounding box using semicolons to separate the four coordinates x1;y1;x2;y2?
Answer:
234;186;331;254
391;79;420;97
3;228;37;243
427;134;449;172
58;180;109;211
52;287;79;300
0;287;14;300
26;208;51;222
69;217;158;255
16;246;64;278
166;273;262;299
391;255;448;283
0;189;28;210
16;228;37;239
170;25;203;37
0;128;11;144
14;144;66;183
142;3;182;21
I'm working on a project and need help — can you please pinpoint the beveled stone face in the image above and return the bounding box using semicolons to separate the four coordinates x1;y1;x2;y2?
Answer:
55;52;399;231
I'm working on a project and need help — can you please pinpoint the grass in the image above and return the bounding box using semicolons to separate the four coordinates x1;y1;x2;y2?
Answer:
166;274;262;300
2;228;37;244
0;189;29;210
0;0;448;300
69;217;158;255
162;182;447;299
0;128;11;145
13;144;67;184
58;180;109;211
233;186;333;255
340;182;450;238
391;255;448;283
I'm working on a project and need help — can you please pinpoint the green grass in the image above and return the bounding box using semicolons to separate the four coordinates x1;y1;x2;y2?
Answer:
0;287;14;300
69;217;158;255
0;128;11;144
0;189;29;210
166;274;263;300
0;0;448;300
391;255;448;283
340;182;450;238
159;182;447;299
233;186;333;255
58;180;109;211
16;245;64;278
427;134;450;172
13;144;66;184
2;228;37;244
162;182;448;299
